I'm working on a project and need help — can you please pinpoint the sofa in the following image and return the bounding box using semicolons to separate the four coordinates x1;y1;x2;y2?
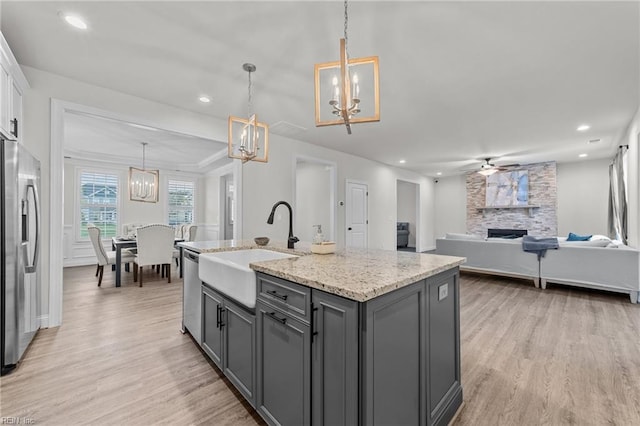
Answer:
435;235;540;287
540;244;639;303
436;233;640;304
397;222;410;248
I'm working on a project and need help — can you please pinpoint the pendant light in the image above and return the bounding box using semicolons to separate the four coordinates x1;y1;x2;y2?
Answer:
314;0;380;134
228;63;269;163
129;142;159;202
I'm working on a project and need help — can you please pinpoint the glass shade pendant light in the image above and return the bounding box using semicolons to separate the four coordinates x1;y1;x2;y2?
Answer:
314;0;380;134
129;142;159;202
228;63;269;163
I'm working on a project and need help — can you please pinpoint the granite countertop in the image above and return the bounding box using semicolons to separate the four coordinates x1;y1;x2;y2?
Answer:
251;248;465;302
179;240;465;302
178;240;312;256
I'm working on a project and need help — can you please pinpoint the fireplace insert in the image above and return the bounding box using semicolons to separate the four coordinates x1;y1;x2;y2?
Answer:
487;228;528;238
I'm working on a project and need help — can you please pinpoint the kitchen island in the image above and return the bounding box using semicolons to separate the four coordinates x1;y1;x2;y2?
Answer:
179;241;465;426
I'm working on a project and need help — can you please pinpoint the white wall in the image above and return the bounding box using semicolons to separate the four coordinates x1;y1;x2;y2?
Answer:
556;158;610;237
397;180;417;247
295;162;331;243
241;134;435;251
21;65;227;324
434;174;467;238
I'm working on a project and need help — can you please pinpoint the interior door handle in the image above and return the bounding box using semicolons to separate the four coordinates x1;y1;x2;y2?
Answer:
348;227;352;231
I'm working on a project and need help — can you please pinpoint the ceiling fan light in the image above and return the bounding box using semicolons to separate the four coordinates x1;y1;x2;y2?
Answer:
478;168;498;176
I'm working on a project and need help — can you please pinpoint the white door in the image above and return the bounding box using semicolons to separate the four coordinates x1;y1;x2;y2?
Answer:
346;181;368;248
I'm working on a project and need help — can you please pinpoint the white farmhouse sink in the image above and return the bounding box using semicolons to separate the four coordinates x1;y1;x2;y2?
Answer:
199;249;298;308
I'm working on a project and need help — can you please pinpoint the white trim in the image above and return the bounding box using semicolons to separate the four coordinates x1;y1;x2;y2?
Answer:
292;155;338;242
396;178;422;253
49;99;65;327
234;161;243;240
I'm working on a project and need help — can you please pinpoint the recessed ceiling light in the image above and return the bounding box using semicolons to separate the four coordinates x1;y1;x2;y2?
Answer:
399;160;406;164
436;172;442;176
61;13;88;30
199;96;211;103
577;124;590;131
579;153;588;158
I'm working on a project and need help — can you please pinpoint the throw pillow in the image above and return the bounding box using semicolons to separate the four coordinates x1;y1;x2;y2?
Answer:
567;232;592;241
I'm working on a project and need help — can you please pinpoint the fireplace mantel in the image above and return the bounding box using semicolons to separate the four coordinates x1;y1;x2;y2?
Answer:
477;205;540;218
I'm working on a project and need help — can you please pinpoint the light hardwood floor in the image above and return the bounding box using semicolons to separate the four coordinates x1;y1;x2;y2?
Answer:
1;266;639;425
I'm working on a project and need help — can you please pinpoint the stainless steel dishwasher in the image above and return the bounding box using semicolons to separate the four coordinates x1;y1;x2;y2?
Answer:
182;249;202;345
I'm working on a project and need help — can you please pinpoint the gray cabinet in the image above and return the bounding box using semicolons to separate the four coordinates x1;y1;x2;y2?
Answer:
427;271;462;425
256;301;311;426
252;269;462;426
202;284;256;407
311;290;359;426
224;299;256;405
362;278;428;426
202;285;224;368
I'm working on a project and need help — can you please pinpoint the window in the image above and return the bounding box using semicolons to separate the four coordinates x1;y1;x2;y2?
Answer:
79;171;119;239
168;179;195;226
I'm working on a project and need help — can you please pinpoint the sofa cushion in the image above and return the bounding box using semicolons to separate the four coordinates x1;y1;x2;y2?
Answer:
445;233;483;241
560;239;610;248
567;232;592;241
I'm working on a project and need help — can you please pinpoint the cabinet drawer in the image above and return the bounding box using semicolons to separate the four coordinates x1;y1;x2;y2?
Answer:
257;273;310;323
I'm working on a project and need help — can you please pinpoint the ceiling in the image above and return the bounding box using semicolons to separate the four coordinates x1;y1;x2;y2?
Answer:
64;111;230;173
2;1;638;176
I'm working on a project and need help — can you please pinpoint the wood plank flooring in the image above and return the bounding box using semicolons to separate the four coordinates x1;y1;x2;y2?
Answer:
1;266;639;425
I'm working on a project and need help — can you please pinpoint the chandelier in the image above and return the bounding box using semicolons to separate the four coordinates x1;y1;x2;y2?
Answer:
228;63;269;163
129;142;159;203
314;0;380;134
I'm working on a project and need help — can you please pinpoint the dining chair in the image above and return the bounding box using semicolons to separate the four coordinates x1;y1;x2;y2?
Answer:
133;224;175;287
173;224;198;266
88;225;136;286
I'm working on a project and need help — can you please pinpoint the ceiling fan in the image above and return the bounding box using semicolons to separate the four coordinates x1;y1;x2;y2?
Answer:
477;158;507;176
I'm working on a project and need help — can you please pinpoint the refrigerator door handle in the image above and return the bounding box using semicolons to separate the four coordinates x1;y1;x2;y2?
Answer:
23;179;40;273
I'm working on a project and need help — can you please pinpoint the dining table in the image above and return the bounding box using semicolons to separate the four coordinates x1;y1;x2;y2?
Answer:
111;237;184;287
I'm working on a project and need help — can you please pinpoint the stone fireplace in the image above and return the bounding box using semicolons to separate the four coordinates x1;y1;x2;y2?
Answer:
467;161;558;236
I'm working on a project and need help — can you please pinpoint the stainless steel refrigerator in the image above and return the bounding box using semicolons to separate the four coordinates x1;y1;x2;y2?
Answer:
1;138;41;375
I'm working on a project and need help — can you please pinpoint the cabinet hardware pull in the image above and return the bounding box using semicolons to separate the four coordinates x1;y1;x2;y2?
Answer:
311;303;318;343
216;305;220;328
219;307;226;328
266;311;287;325
266;290;288;301
11;118;18;138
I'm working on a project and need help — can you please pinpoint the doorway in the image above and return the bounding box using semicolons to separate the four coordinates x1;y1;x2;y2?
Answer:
396;180;420;252
293;156;337;243
221;173;235;240
345;180;368;248
50;100;236;327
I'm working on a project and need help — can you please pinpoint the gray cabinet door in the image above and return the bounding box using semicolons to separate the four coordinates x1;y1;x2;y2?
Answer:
224;298;256;407
202;285;224;368
362;280;428;426
427;270;462;425
311;291;359;426
256;301;311;426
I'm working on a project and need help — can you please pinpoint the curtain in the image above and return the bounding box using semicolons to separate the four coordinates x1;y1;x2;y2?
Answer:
608;145;628;244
